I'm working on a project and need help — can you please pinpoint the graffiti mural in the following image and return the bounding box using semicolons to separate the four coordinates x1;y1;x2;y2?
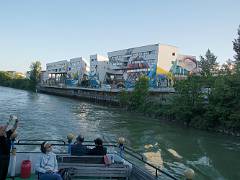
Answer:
124;55;174;88
177;55;197;72
170;55;197;77
125;56;150;87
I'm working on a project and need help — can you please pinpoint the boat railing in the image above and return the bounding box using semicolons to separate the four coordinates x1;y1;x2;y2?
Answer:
13;139;178;180
17;139;66;145
123;148;178;180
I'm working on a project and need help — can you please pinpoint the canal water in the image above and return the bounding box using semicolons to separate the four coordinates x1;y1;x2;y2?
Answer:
0;86;240;180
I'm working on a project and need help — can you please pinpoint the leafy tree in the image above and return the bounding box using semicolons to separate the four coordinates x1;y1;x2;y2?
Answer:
233;25;240;73
171;75;206;126
0;71;12;86
0;71;34;90
30;61;42;85
199;49;218;77
129;76;149;110
119;90;130;107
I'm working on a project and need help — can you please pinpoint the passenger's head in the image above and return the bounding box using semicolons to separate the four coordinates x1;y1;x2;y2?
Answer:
94;138;103;147
76;135;84;144
41;141;52;154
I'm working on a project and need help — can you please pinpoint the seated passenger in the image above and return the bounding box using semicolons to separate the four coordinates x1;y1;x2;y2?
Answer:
36;142;62;180
89;138;107;155
71;135;88;156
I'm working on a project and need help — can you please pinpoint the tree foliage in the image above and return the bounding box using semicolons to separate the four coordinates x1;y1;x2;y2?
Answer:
129;76;149;110
199;49;218;77
119;76;149;110
0;71;34;90
30;61;42;85
233;25;240;73
169;46;240;132
171;76;206;126
0;60;42;91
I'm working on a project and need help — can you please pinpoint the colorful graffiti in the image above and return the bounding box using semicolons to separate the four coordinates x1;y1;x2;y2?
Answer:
125;57;151;88
170;55;197;76
124;54;175;88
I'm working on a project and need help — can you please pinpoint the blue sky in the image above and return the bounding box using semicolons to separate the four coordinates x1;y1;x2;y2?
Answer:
0;0;239;72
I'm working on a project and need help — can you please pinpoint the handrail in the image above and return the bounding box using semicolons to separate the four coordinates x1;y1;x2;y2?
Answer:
17;139;66;145
124;149;178;180
124;146;145;160
15;142;116;147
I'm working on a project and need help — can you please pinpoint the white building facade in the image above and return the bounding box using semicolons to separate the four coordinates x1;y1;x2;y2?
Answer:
46;58;87;84
40;71;49;82
46;60;68;83
68;57;87;81
46;60;68;75
107;44;179;87
90;54;109;83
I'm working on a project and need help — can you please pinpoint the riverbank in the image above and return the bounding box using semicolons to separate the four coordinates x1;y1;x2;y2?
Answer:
123;103;240;137
0;79;35;91
0;71;35;91
38;77;240;137
37;84;173;106
119;76;240;137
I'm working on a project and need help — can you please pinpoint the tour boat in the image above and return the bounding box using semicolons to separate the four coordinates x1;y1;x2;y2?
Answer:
6;138;185;180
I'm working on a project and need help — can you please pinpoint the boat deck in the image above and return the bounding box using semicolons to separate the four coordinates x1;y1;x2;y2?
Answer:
7;175;130;180
7;175;35;180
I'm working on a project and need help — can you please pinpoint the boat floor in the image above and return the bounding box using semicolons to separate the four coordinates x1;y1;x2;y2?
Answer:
7;175;35;180
7;175;128;180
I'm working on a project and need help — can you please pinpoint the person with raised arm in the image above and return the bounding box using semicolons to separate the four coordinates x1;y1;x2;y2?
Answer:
0;115;19;180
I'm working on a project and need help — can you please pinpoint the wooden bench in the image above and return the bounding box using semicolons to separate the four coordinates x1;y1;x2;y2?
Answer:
57;155;131;179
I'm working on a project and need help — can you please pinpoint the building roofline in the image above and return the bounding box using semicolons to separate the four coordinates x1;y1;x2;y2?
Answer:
108;43;178;54
46;60;68;65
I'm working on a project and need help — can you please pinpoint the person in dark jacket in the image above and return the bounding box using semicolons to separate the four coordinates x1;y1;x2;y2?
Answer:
89;138;107;155
71;135;88;156
0;115;18;180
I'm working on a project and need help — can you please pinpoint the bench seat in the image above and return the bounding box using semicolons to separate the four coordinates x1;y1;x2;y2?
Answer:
57;155;131;179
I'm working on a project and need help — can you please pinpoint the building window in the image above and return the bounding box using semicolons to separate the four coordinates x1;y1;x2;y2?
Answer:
172;52;176;56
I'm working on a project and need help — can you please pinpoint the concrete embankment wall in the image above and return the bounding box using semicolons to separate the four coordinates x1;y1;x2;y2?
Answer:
38;85;120;105
38;85;174;106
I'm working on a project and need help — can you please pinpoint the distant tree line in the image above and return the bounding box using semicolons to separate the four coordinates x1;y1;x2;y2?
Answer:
120;25;240;135
0;61;42;91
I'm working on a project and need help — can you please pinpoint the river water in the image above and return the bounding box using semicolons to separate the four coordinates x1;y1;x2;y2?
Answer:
0;86;240;180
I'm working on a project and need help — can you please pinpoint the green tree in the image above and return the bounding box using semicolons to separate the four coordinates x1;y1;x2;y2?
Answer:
0;71;12;86
199;49;218;77
0;71;34;90
129;76;149;110
30;61;42;85
233;25;240;73
119;90;130;107
171;75;206;126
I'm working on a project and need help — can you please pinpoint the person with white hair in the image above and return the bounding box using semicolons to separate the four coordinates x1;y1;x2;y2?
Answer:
36;141;62;180
0;115;19;180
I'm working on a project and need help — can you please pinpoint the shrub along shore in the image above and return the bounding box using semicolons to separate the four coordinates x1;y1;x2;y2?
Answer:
0;71;35;91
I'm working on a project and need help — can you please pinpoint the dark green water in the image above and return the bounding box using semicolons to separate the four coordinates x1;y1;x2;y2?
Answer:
0;86;239;180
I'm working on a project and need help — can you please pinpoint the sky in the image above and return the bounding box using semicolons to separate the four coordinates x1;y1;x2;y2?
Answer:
0;0;239;72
